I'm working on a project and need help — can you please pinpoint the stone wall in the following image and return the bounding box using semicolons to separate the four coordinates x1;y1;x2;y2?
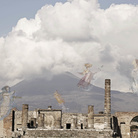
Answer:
2;109;17;137
38;109;62;129
24;129;113;138
94;114;105;129
3;112;12;137
15;111;36;131
62;113;87;129
62;113;105;130
115;112;138;138
15;111;22;130
0;120;4;137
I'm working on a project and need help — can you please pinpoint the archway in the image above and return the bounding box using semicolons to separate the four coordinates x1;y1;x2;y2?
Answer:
130;116;138;138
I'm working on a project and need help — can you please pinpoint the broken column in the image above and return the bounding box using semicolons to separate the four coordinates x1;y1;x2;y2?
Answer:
37;113;44;128
22;104;28;129
104;79;111;129
88;105;94;129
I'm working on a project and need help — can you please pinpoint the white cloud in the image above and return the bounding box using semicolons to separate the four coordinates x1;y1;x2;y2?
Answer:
0;0;138;93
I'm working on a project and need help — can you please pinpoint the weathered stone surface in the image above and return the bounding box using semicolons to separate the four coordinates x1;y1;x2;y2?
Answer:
38;109;62;129
115;112;138;138
104;79;111;129
37;113;44;128
2;79;138;138
88;105;94;129
62;113;87;129
24;129;113;138
22;104;28;129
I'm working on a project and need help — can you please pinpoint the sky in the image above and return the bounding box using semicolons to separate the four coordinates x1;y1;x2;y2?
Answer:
0;0;138;93
1;0;138;37
0;0;67;36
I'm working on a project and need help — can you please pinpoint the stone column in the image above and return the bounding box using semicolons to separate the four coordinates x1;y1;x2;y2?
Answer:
88;105;94;129
55;119;61;129
72;118;77;129
22;104;28;129
104;79;111;129
37;113;44;128
55;111;62;129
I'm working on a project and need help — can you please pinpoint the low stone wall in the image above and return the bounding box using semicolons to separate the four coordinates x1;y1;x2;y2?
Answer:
23;129;113;138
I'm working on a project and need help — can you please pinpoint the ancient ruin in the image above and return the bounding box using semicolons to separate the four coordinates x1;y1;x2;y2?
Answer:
0;79;138;138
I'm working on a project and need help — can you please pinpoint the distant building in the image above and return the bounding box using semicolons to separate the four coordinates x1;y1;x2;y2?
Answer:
0;79;137;138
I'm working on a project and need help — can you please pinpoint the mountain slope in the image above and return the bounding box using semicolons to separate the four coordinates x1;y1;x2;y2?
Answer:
11;72;138;113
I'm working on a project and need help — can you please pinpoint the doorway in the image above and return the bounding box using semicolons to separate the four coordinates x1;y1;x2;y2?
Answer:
66;123;71;129
81;123;83;129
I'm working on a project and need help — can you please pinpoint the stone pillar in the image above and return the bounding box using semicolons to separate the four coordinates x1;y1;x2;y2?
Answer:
88;105;94;129
37;113;44;128
55;119;61;129
22;104;28;129
55;111;62;129
72;118;77;129
104;79;111;129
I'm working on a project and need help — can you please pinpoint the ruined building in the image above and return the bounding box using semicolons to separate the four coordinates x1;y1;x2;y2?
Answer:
0;79;138;138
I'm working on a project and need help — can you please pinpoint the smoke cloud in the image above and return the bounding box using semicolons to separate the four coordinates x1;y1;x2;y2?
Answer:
0;0;138;92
